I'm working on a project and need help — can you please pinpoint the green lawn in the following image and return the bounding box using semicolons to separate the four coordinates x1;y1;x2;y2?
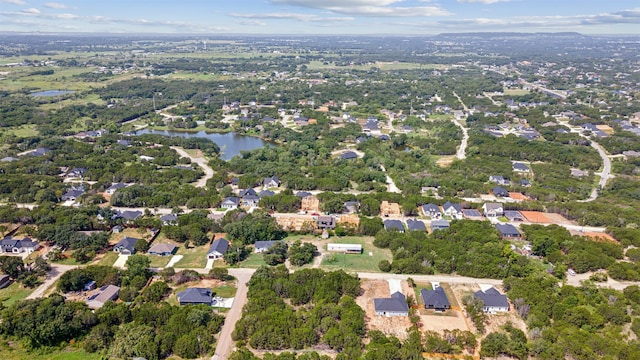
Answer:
320;236;392;272
95;251;118;266
2;124;39;137
0;282;32;306
0;343;104;360
214;285;237;298
173;245;208;268
147;255;173;268
240;252;267;268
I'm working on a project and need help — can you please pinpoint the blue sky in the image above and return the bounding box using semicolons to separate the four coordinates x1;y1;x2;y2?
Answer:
1;0;639;34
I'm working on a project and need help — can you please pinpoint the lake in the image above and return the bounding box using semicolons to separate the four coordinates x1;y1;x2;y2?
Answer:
31;90;74;97
135;129;268;161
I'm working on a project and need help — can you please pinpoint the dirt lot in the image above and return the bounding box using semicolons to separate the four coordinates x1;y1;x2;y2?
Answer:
542;212;573;225
356;279;413;339
520;211;551;224
418;310;469;333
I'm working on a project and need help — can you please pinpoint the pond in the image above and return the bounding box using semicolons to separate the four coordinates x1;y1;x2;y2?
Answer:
135;129;269;161
31;90;74;97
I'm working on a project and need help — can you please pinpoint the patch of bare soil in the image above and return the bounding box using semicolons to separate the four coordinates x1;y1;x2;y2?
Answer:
355;279;413;340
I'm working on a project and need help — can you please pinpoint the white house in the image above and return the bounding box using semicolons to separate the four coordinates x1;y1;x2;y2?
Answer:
482;203;504;217
474;287;509;313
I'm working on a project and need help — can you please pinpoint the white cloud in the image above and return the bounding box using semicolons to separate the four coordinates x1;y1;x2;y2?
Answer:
236;20;267;26
231;12;353;22
22;7;40;14
0;0;26;5
44;2;68;9
457;0;510;4
271;0;452;17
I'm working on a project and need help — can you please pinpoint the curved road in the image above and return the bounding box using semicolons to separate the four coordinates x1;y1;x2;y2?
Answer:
451;92;470;160
579;140;612;202
170;146;214;188
379;165;401;193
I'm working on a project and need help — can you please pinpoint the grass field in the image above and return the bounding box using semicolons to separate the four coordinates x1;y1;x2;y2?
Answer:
0;346;105;360
95;251;119;266
240;252;268;268
320;236;392;272
503;88;530;96
1;124;39;137
173;245;208;268
305;60;447;71
147;255;173;268
0;282;32;306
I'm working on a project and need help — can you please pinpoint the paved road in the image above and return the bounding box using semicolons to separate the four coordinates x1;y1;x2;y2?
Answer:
26;264;78;299
451;92;470;160
212;268;255;360
170;146;214;188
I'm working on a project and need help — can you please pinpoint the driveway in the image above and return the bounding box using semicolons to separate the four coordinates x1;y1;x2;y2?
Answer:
212;268;255;360
26;264;77;299
170;146;214;188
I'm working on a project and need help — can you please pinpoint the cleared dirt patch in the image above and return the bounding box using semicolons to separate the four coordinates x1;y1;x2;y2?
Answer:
356;279;412;339
519;211;551;224
436;156;455;167
542;212;573;225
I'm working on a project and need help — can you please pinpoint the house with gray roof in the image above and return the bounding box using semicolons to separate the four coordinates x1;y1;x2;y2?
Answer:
0;238;40;254
105;182;127;195
474;287;509;313
259;190;275;198
263;176;280;189
421;286;450;311
344;201;360;214
221;197;240;210
492;186;509;198
148;243;177;256
406;219;426;232
482;203;504;217
512;162;530;172
242;195;261;207
177;288;213;306
496;223;522;239
504;211;524;222
374;292;409;317
86;285;120;309
317;216;336;229
207;238;229;260
421;204;442;219
442;202;463;219
489;175;510;186
384;219;405;232
340;151;358;160
430;219;450;231
160;214;178;225
62;187;85;202
254;241;278;253
113;237;138;255
119;210;142;222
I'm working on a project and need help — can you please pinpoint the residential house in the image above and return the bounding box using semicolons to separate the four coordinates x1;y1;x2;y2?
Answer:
0;238;40;254
344;201;360;214
512;162;530;172
119;210;142;222
105;183;127;195
67;167;88;178
496;223;522;239
221;197;240;210
482;203;504;217
113;237;138;255
442;202;463;219
504;211;525;222
263;176;281;189
430;219;451;231
259;190;275;198
492;186;510;198
420;286;450;311
139;155;155;162
112;225;123;234
362;119;380;134
406;219;426;232
317;216;336;229
383;219;405;232
489;175;511;186
207;238;229;260
177;288;213;306
21;147;51;157
160;214;178;226
474;287;509;313
254;241;278;253
86;285;120;309
374;292;409;317
83;280;97;291
242;195;260;207
61;186;85;202
520;179;531;187
296;191;313;198
421;204;442;219
239;188;258;197
148;243;177;256
340;151;358;160
378;134;390;141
